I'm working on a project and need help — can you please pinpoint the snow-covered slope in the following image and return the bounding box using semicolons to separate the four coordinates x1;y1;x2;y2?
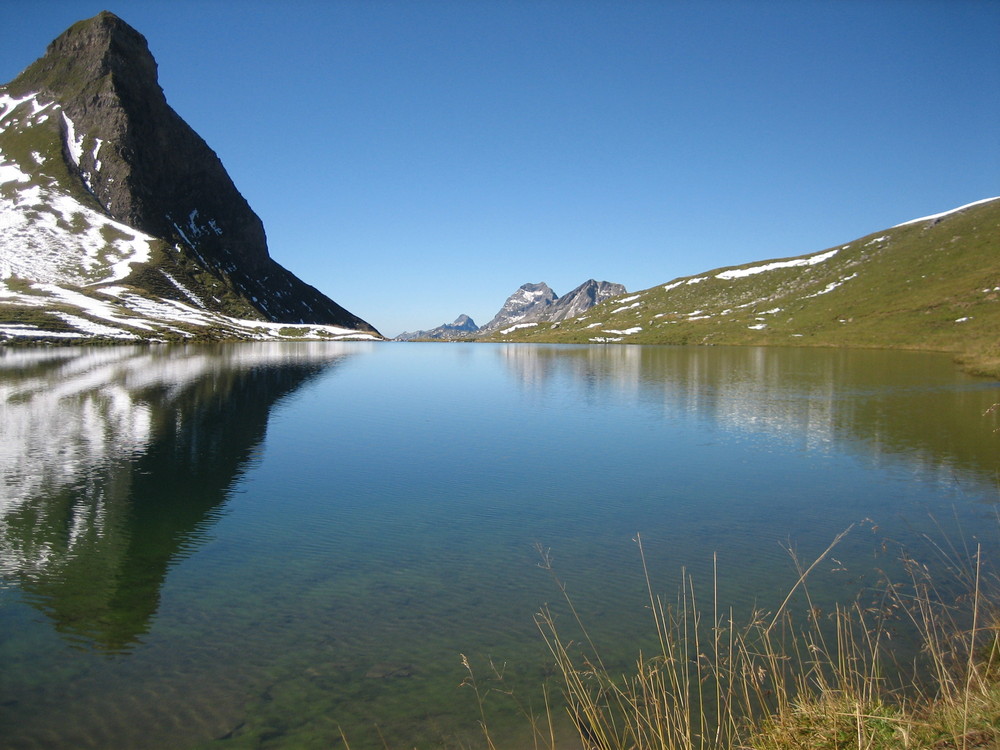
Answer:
0;93;154;288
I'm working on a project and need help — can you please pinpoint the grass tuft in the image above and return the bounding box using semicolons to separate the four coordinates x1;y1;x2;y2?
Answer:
464;526;1000;750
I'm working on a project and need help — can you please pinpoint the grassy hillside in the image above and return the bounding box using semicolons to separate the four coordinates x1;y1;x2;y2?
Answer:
481;198;1000;377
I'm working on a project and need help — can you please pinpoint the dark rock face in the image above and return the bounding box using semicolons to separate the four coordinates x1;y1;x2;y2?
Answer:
394;314;479;341
547;279;627;322
6;12;376;331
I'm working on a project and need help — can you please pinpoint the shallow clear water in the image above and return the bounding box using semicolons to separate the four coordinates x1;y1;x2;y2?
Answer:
0;342;997;749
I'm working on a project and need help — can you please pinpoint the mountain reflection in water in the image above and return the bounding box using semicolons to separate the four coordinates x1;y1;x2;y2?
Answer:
0;342;997;750
496;344;1000;487
0;342;361;652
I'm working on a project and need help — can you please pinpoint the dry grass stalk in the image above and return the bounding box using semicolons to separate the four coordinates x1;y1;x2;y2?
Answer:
457;524;1000;750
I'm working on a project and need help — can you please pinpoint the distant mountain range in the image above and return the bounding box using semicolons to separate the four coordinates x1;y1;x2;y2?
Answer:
479;197;1000;376
478;279;628;334
395;279;627;341
395;314;480;341
0;12;380;342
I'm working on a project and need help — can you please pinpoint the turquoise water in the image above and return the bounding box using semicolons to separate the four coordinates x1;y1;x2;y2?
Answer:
0;342;997;749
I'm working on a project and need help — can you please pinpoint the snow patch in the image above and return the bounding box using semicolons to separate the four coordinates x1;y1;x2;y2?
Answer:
91;138;103;171
34;283;155;331
893;197;1000;227
0;188;155;285
500;322;538;334
0;92;38;124
62;113;84;167
716;249;839;280
611;301;641;314
54;311;140;339
172;221;193;248
0;162;30;185
804;273;858;298
0;324;84;339
159;270;206;308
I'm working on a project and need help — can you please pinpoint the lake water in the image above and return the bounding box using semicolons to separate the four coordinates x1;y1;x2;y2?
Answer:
0;342;998;749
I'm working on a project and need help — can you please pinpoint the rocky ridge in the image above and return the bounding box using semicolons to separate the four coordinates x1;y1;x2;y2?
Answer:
478;279;627;334
394;314;479;341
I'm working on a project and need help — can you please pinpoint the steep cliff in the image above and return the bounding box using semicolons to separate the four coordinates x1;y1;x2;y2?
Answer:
0;11;378;340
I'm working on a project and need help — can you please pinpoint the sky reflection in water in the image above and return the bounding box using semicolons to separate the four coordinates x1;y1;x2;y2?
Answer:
0;342;997;749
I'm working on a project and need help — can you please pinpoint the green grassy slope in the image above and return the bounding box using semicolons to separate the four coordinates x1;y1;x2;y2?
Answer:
482;198;1000;375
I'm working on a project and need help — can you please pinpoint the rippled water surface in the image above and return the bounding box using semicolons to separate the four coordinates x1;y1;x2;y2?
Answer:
1;342;998;749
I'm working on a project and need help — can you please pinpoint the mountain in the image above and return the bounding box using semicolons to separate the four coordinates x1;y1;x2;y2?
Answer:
394;314;479;341
0;11;380;342
478;279;626;334
483;198;1000;376
546;279;628;322
479;282;558;333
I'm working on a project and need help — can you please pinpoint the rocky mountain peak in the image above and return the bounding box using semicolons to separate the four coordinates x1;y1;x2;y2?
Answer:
393;314;479;341
13;12;160;104
480;280;624;333
480;282;558;332
1;12;377;333
548;279;627;322
9;11;260;265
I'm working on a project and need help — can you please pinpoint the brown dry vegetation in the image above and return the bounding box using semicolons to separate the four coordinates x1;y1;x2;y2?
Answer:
455;526;1000;750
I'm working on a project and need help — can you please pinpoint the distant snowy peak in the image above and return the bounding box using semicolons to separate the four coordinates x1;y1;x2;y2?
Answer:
480;282;558;332
481;279;626;332
511;283;556;304
394;314;480;341
397;278;626;341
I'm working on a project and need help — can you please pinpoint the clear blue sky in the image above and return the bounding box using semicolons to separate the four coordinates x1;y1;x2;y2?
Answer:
3;1;998;336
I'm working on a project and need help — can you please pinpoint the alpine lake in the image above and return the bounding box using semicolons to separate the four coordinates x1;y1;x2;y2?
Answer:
1;341;998;750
